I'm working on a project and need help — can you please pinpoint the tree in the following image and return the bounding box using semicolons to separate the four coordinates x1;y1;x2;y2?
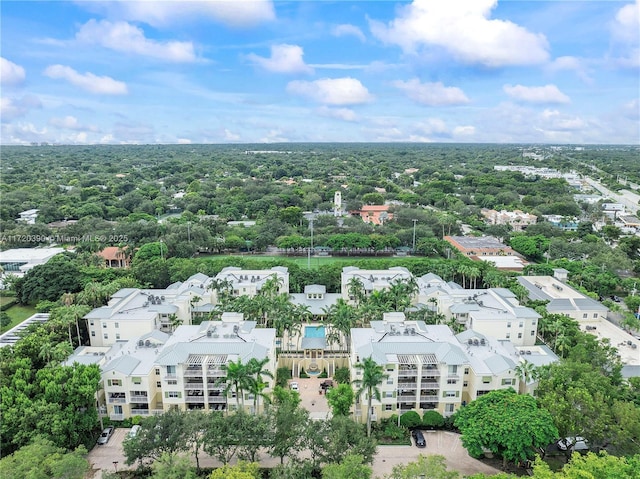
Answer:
209;461;260;479
422;410;445;429
246;357;273;413
454;389;558;469
322;454;372;479
219;358;253;411
354;357;388;437
123;409;190;466
514;360;538;392
17;254;83;305
268;386;309;464
326;383;355;417
385;454;459;479
151;453;197;479
0;438;90;479
399;411;422;429
202;412;241;465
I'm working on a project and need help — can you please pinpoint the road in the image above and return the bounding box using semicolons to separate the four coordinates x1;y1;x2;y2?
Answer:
584;177;639;215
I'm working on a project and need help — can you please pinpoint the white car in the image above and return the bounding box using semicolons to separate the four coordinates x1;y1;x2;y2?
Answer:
557;437;589;451
128;425;141;438
290;382;299;391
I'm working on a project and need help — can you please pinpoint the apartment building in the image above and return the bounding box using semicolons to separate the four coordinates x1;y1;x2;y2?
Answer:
350;313;536;422
444;235;528;271
416;273;540;346
101;313;277;420
290;284;341;318
481;209;537;232
213;266;289;300
86;273;213;347
341;266;413;302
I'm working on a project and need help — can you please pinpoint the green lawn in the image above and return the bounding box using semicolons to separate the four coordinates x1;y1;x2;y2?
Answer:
205;254;407;269
1;304;37;333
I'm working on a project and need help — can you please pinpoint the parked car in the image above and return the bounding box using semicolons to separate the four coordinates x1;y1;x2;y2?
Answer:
412;429;426;448
97;426;115;445
128;425;141;438
290;381;299;391
557;436;589;451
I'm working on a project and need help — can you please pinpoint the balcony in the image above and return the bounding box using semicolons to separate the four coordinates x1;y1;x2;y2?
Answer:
208;396;227;403
164;373;177;380
184;369;204;377
397;382;417;389
185;395;205;403
421;380;440;387
108;396;126;404
184;383;205;390
420;395;439;402
398;369;418;377
129;395;149;403
110;413;124;421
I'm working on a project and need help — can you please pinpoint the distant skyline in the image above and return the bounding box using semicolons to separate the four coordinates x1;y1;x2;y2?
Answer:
1;0;638;145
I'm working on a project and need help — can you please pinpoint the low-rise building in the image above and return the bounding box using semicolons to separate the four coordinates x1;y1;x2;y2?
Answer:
290;285;341;318
101;314;277;420
17;209;38;224
350;313;541;422
356;205;393;225
213;266;289;300
481;209;537;232
341;266;413;302
444;236;527;271
97;246;132;268
0;247;65;278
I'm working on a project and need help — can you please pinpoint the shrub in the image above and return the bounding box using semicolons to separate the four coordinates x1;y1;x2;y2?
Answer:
422;410;445;429
399;411;422;429
333;367;350;384
319;368;328;378
276;367;292;388
299;367;309;379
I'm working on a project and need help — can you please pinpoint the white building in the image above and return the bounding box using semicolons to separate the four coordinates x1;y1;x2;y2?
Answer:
416;273;540;347
350;313;539;422
213;266;289;300
86;273;214;347
0;247;65;279
290;285;341;318
341;266;413;302
481;209;537;232
101;314;277;420
17;209;38;224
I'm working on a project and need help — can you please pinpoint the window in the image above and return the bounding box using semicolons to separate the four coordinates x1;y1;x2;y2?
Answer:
506;333;511;339
501;378;515;386
115;322;119;328
482;376;491;384
517;333;522;339
443;390;459;398
116;333;120;340
156;381;162;388
103;333;108;339
108;379;122;387
90;320;94;326
531;330;535;336
386;366;394;372
583;313;588;319
447;379;457;385
165;391;182;399
445;404;455;413
519;322;523;328
464;368;469;375
593;313;598;318
387;379;394;385
167;365;176;375
132;377;141;385
476;390;491;397
167;380;177;385
385;404;393;411
448;365;458;376
103;323;107;328
463;381;468;387
91;331;96;337
385;391;394;398
507;322;511;328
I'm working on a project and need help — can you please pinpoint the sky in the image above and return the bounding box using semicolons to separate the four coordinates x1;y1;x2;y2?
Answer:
1;0;639;145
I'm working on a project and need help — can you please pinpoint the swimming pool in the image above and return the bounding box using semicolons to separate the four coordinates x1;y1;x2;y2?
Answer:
305;325;326;338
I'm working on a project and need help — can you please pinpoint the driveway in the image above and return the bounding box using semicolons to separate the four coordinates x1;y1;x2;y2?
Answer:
87;427;128;477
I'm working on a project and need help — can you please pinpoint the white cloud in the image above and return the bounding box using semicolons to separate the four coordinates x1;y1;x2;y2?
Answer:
0;95;42;121
415;118;449;135
317;106;357;121
44;64;128;95
621;98;640;120
224;129;241;141
76;19;196;63
0;122;48;145
503;84;570;104
369;0;549;67
90;0;276;28
260;129;289;143
287;77;373;105
610;1;640;68
547;56;593;84
0;57;26;86
453;125;476;136
177;138;192;144
48;116;98;132
246;44;313;74
393;78;470;106
332;24;366;42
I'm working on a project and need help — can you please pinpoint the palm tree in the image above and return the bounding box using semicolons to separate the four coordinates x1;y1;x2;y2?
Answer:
247;357;274;413
324;299;356;352
514;360;538;393
219;359;253;411
347;277;365;306
52;304;91;346
168;313;182;332
354;357;388;437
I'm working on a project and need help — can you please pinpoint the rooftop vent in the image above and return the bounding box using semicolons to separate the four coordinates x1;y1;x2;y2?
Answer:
473;339;479;346
480;338;486;345
138;340;144;347
145;340;151;347
468;339;473;345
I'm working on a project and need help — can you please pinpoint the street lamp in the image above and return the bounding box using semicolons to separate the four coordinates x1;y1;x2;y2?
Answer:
412;219;418;253
307;217;314;269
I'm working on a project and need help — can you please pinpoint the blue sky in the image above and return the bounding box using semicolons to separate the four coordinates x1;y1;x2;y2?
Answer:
1;0;638;145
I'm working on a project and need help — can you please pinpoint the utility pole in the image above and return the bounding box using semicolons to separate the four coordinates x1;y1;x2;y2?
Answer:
412;219;418;253
308;218;314;269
